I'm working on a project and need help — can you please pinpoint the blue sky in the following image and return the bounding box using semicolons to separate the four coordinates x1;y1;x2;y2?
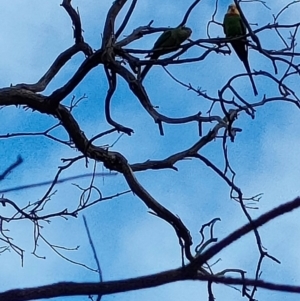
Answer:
1;1;300;300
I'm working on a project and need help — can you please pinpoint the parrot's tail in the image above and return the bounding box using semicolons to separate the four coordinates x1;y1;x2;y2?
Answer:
231;41;258;96
249;72;258;96
243;60;258;96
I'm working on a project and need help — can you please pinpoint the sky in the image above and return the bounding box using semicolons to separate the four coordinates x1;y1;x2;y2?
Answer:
1;0;300;301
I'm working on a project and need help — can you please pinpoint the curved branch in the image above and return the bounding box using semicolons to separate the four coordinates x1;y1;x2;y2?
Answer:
111;61;227;135
189;197;300;270
101;0;127;49
61;0;85;44
0;155;23;181
104;67;134;135
181;0;202;26
115;0;138;39
46;50;103;106
130;121;227;172
13;43;92;93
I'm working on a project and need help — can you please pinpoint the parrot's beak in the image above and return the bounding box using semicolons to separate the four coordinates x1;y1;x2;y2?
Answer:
228;4;237;14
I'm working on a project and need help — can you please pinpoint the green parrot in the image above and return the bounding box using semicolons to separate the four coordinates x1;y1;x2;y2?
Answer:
223;4;258;96
140;26;192;81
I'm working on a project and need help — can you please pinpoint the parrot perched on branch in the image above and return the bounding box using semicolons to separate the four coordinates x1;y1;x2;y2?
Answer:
140;26;192;81
223;4;258;96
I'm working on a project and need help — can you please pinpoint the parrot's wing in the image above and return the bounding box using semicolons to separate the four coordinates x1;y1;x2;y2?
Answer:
173;27;190;45
223;15;229;35
153;30;173;50
239;17;247;36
